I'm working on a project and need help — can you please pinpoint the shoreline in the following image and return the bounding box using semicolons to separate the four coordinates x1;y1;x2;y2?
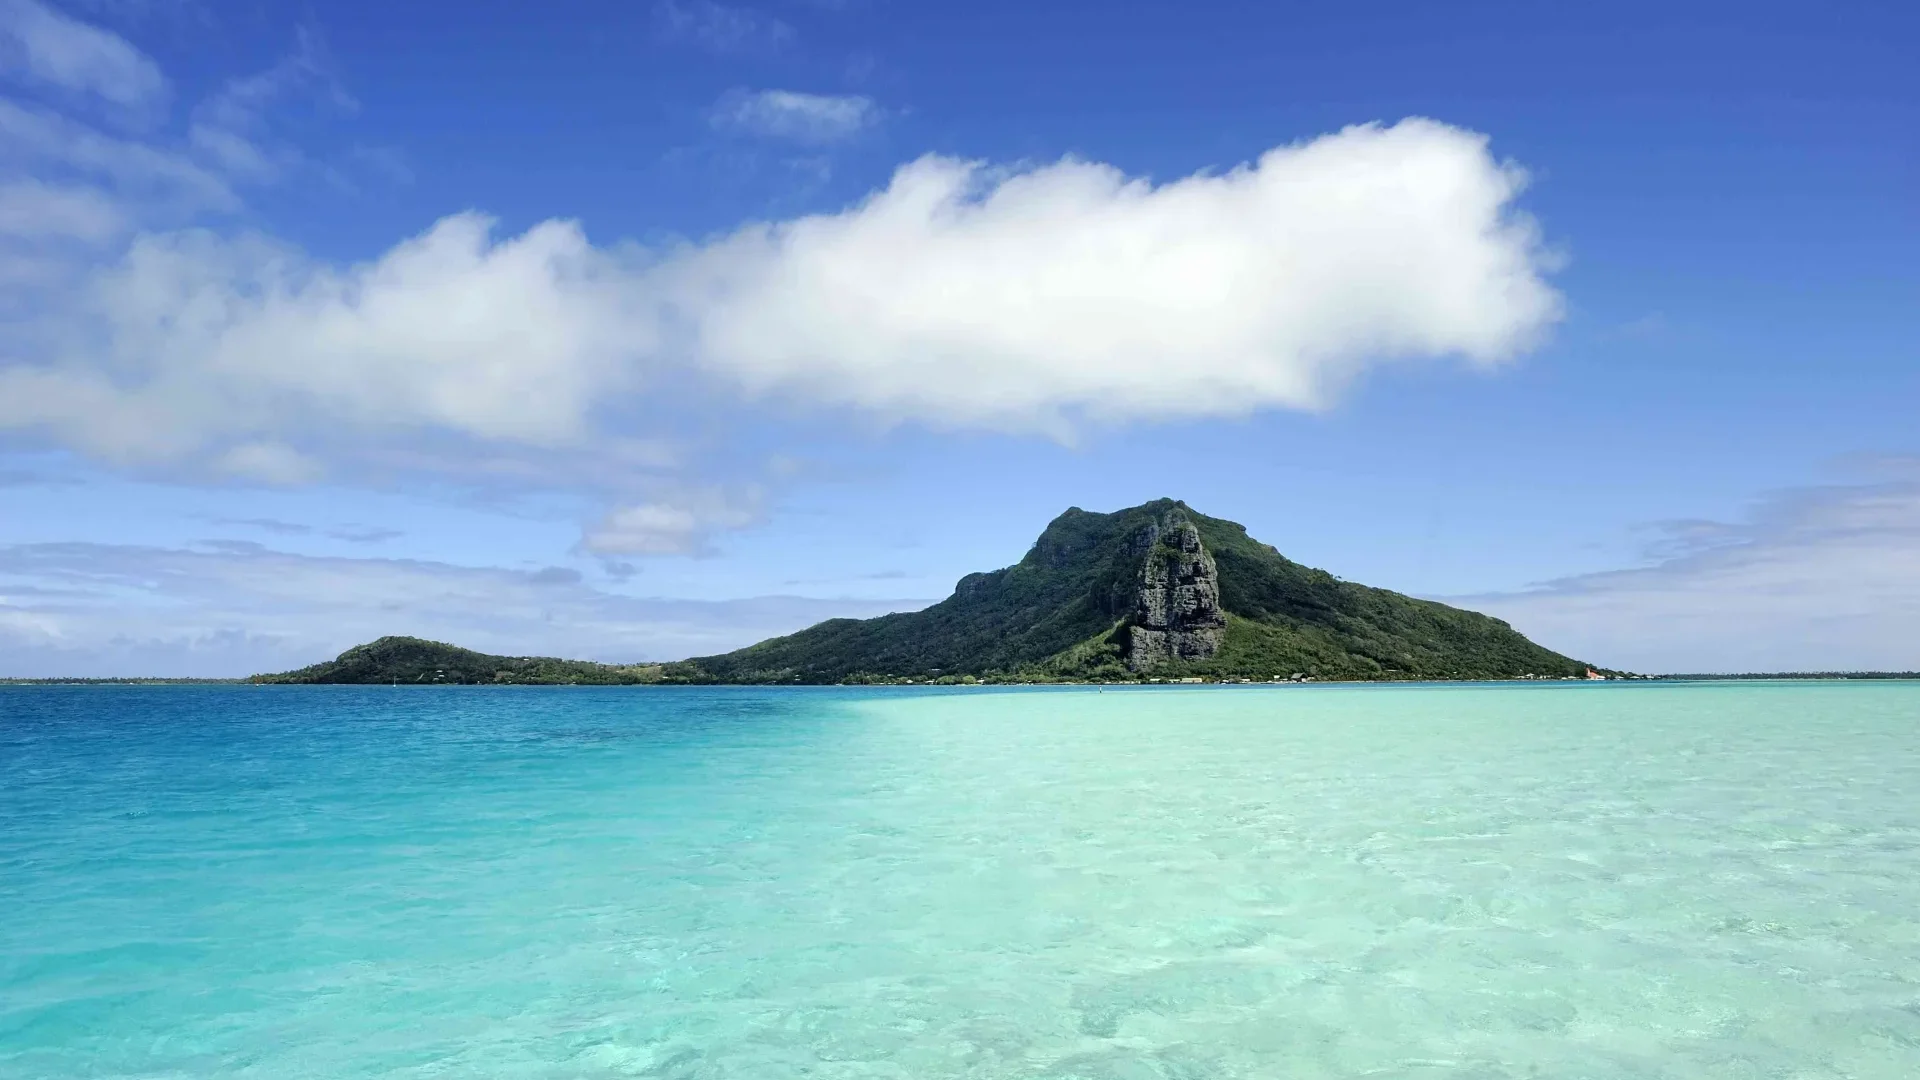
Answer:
7;673;1918;687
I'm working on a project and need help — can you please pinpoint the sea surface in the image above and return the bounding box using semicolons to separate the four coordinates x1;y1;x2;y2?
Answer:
2;682;1918;1079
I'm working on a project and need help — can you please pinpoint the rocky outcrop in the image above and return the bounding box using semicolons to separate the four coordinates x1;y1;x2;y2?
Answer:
1125;512;1227;671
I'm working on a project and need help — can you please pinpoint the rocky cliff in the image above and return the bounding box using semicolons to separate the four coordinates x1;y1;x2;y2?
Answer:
1125;511;1227;671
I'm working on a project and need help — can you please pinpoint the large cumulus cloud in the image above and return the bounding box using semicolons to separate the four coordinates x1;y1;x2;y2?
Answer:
1;119;1561;476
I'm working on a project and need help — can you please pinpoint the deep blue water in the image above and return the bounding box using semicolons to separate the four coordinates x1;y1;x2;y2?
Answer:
3;682;1918;1078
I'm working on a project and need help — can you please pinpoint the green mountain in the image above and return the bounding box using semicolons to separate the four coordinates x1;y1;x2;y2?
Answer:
670;499;1595;683
251;635;662;685
252;499;1599;686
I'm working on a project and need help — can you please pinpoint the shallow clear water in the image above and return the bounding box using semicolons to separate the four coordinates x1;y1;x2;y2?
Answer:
2;682;1918;1079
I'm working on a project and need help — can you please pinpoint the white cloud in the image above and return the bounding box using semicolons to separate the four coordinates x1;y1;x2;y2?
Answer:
0;176;122;239
653;0;792;53
1461;466;1920;674
186;27;352;183
66;0;211;28
0;112;1559;557
0;213;647;464
0;97;234;212
583;491;764;556
0;539;934;676
0;0;166;108
0;26;350;255
712;89;877;143
214;441;322;484
1;118;1559;478
665;119;1559;431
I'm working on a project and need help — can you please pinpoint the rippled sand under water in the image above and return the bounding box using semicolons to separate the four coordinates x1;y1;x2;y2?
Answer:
2;682;1918;1078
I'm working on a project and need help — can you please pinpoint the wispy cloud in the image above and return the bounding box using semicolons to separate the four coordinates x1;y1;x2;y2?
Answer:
0;540;935;676
188;26;353;182
0;97;236;212
0;176;124;240
653;0;792;53
581;489;764;556
212;515;312;536
0;0;167;110
0;465;80;485
711;88;878;143
67;0;211;29
329;526;402;544
209;517;403;544
0;13;361;310
1460;462;1920;673
347;142;412;185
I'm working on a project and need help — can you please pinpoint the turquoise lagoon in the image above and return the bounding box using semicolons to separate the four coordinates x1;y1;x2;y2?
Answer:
2;682;1917;1078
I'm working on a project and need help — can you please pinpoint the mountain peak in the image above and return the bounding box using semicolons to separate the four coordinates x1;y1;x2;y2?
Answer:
684;499;1590;683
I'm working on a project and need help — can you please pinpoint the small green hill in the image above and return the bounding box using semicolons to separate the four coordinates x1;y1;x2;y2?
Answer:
669;499;1595;683
251;636;662;685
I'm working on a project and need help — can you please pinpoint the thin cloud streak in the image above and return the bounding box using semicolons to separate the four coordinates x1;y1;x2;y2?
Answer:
711;88;878;143
0;0;168;109
0;540;935;677
652;0;793;53
1459;467;1920;673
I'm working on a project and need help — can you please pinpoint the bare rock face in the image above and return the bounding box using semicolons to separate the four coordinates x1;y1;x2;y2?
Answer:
1125;512;1227;671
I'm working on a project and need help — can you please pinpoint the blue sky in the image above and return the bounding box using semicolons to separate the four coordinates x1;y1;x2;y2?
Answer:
0;0;1915;676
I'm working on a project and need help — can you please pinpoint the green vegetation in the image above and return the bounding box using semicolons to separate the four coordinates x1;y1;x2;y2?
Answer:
664;503;1160;684
667;499;1599;683
1184;509;1593;681
250;636;664;685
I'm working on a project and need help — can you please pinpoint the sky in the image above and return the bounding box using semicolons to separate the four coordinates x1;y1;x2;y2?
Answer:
0;0;1915;676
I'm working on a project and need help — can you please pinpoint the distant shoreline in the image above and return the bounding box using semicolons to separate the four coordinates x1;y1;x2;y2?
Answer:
6;673;1918;686
0;678;248;686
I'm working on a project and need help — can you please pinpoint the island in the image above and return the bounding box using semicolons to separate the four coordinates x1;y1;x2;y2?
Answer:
254;499;1619;685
